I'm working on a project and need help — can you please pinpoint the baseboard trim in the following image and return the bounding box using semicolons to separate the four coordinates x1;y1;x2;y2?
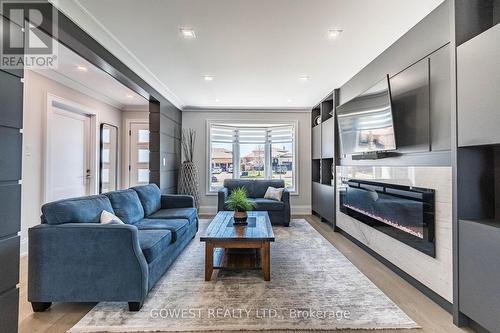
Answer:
335;226;453;314
199;206;311;216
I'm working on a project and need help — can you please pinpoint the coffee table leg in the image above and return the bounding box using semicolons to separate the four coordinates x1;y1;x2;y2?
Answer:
261;242;270;281
205;241;214;281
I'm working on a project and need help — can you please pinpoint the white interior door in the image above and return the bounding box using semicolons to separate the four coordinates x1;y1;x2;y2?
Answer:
129;122;150;187
47;107;91;202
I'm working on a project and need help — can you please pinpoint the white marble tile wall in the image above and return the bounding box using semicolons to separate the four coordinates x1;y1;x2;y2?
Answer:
336;166;453;302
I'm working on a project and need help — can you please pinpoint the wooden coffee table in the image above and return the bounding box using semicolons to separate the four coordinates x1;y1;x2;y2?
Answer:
200;211;275;281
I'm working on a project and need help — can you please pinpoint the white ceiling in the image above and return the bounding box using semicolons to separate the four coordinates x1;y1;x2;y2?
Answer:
34;40;149;110
56;0;444;110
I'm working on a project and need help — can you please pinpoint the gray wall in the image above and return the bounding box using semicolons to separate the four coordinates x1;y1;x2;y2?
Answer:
149;100;182;194
338;0;452;167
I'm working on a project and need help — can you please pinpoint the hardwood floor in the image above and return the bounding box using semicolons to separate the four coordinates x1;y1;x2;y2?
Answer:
18;216;474;333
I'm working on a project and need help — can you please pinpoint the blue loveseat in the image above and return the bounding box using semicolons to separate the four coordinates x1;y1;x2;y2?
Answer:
28;184;197;312
218;179;290;226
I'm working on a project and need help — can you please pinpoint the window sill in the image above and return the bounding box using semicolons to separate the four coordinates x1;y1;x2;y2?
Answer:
206;191;299;196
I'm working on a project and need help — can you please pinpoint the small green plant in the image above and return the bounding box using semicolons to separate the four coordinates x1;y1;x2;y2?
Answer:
226;187;256;212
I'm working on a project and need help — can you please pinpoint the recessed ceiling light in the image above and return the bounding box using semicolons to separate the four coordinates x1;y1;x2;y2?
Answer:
299;75;310;81
76;65;88;72
180;27;196;39
215;98;220;102
126;94;134;99
287;99;293;103
203;75;214;81
328;29;344;39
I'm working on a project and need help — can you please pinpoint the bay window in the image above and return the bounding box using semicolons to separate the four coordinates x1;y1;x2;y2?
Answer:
208;122;297;193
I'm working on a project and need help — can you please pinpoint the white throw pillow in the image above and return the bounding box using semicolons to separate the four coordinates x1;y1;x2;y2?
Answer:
100;210;124;224
264;187;284;201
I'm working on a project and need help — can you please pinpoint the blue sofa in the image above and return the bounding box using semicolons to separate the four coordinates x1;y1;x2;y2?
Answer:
218;179;290;226
28;184;197;312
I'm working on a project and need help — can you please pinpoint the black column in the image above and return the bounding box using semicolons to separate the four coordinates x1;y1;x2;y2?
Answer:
0;20;23;333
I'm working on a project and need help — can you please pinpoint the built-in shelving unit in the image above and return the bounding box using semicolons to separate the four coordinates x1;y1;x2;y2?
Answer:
454;3;500;331
311;90;338;226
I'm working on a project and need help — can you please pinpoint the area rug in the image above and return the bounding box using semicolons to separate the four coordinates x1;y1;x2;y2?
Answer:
69;219;418;332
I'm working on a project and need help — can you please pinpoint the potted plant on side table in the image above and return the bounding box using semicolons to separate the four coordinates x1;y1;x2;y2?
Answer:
226;187;256;225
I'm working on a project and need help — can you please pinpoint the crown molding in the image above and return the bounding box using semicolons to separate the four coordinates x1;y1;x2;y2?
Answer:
182;107;312;113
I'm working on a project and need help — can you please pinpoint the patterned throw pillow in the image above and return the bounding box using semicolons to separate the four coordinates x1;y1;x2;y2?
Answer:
100;210;124;224
264;187;284;201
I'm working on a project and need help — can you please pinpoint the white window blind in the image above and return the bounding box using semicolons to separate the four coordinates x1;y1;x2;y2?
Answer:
210;124;294;144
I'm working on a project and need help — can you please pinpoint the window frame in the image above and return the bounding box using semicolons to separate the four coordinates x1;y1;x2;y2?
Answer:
206;119;299;195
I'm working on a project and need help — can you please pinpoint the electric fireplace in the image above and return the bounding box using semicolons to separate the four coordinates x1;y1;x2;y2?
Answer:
340;179;435;257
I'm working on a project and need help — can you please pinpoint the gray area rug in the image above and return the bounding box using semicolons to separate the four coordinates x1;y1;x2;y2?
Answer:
69;219;418;332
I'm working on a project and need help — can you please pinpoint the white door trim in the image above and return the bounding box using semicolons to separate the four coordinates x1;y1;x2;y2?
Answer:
124;119;149;188
44;93;99;203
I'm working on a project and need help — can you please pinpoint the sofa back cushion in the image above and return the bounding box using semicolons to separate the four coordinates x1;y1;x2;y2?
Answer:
132;184;161;216
253;180;285;198
223;179;255;197
41;195;114;225
104;189;144;224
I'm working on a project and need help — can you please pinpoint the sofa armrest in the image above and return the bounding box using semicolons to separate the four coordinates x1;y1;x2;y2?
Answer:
281;188;291;226
218;188;229;212
28;223;148;303
161;194;195;209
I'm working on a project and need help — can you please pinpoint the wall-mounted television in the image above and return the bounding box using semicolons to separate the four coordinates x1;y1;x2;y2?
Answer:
337;76;396;156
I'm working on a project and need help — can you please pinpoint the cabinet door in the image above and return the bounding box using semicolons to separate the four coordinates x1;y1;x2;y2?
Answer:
312;182;321;214
0;70;23;128
319;184;334;223
0;127;22;182
321;118;334;158
312;126;321;159
458;24;500;146
0;184;21;239
459;220;500;332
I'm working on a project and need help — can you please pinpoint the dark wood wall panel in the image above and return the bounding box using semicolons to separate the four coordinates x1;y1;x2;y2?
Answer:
149;100;182;194
0;237;20;294
0;288;19;333
0;66;22;332
0;184;21;239
0;127;22;182
0;70;23;128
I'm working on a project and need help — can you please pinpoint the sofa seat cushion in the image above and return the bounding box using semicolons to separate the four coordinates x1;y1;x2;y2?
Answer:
132;184;161;216
104;189;145;224
135;218;190;242
148;208;197;223
41;195;114;225
138;229;172;263
251;198;285;211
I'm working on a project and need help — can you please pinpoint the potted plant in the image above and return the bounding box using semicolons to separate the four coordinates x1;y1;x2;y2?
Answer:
226;187;256;224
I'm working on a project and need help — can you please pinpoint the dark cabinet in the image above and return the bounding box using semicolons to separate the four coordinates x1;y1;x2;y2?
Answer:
457;23;500;147
312;182;334;223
